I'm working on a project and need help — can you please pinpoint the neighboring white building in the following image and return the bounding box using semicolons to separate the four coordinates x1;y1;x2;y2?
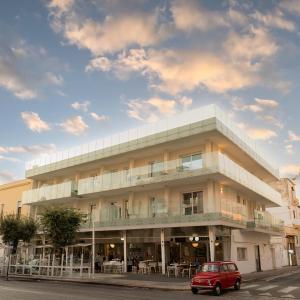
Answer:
22;104;284;274
268;178;300;266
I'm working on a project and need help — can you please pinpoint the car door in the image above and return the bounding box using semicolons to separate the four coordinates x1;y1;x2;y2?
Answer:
219;264;229;288
227;263;237;286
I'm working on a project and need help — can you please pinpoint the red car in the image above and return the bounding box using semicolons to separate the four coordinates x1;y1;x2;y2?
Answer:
191;261;241;296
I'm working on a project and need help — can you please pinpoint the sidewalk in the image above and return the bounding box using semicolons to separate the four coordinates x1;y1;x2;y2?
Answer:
3;265;300;291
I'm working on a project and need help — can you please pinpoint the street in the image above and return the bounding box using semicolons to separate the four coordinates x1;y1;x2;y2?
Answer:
0;272;299;300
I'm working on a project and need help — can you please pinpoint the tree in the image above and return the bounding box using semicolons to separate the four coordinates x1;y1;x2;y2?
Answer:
0;215;37;253
40;207;82;250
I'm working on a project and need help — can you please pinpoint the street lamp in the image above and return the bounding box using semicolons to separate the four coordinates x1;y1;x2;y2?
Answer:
89;204;96;277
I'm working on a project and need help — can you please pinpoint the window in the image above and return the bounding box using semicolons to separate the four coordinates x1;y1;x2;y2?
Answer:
237;195;241;204
181;153;202;170
293;210;296;219
237;247;247;261
227;263;238;271
110;202;122;220
202;264;219;272
149;161;163;177
124;200;129;219
182;191;203;215
149;197;167;217
220;264;228;272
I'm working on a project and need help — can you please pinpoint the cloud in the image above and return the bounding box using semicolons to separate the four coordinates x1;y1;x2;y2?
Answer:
285;144;294;155
46;72;64;86
85;57;112;72
0;155;21;163
48;0;74;15
90;112;110;121
60;116;88;135
126;96;193;123
0;144;56;155
21;112;51;133
279;0;300;16
71;101;90;112
259;115;283;128
252;9;295;31
170;0;228;32
288;130;300;142
254;97;279;108
280;164;300;177
48;1;167;56
231;97;279;114
0;171;16;184
238;123;277;140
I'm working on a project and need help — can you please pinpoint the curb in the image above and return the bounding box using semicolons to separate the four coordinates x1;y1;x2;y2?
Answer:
0;275;190;291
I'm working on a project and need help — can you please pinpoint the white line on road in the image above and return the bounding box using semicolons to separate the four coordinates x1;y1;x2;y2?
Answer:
280;295;296;299
278;287;299;294
258;292;272;296
242;284;260;289
257;285;278;291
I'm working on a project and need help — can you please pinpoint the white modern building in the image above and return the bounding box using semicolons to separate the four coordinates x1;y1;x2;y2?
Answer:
268;178;300;266
22;105;284;274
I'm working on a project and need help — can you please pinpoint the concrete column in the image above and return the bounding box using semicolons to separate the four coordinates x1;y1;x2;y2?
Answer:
204;180;215;213
161;228;166;274
163;151;169;172
209;226;216;262
75;173;80;183
128;192;134;215
123;231;127;273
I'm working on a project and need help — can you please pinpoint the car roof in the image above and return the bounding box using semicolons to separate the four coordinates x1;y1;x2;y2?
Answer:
203;261;236;265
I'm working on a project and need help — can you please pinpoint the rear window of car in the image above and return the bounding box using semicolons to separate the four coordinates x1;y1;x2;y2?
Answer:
227;263;238;271
202;264;219;272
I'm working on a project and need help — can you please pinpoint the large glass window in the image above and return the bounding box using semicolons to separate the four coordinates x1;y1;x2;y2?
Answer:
182;191;203;215
237;247;247;261
110;202;122;220
149;197;167;217
181;153;202;170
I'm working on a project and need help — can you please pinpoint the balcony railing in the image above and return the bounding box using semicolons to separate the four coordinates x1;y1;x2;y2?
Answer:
247;210;284;234
22;181;77;205
78;152;281;205
81;212;246;230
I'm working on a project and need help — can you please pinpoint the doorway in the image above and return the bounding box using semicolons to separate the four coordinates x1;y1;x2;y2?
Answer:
255;245;261;272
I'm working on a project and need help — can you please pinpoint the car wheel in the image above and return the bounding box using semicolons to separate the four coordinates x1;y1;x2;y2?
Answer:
214;283;222;296
234;279;241;290
191;288;198;294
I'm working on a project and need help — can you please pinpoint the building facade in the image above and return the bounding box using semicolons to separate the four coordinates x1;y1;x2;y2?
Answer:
22;105;284;274
0;179;32;256
268;178;300;266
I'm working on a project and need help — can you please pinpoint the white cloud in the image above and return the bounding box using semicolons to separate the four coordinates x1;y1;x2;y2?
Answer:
46;72;64;86
171;0;228;32
48;0;74;15
279;0;300;16
259;115;283;128
0;155;21;163
280;164;300;177
252;9;295;31
0;171;16;184
60;116;88;135
71;101;90;112
21;112;50;133
254;97;279;108
285;144;294;155
231;97;263;112
0;144;56;155
126;96;193;123
238;123;277;140
85;57;112;72
288;130;300;142
90;112;110;122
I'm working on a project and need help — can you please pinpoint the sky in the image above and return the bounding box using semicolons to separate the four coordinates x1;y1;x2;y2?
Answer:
1;0;300;186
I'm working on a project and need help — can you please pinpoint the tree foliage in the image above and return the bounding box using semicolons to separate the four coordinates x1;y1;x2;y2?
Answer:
0;215;37;252
40;207;82;249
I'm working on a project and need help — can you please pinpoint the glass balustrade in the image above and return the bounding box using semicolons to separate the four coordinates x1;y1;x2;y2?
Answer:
78;152;281;206
247;210;284;233
22;181;76;205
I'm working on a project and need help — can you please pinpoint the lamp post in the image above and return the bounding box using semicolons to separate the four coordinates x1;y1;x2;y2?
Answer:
89;204;96;277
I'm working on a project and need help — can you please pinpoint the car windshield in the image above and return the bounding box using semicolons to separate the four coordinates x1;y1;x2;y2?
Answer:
202;264;219;272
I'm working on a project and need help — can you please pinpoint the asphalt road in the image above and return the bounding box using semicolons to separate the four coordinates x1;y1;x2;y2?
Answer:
0;272;299;300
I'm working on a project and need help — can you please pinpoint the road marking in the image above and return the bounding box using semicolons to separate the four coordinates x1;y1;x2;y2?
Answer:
242;284;260;289
258;292;272;296
280;295;296;299
236;291;251;295
257;284;278;291
278;287;299;294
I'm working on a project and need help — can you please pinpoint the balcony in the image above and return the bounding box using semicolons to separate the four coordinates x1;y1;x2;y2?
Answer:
80;212;247;231
22;181;77;205
246;210;284;235
78;152;281;206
